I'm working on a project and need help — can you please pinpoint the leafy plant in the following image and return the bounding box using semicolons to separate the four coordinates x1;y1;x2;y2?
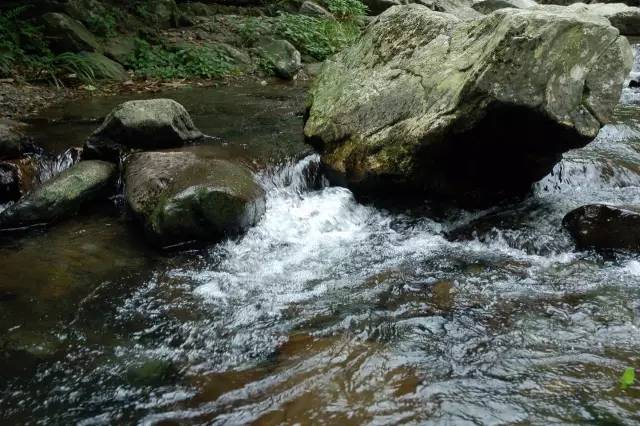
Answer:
128;40;237;79
273;13;361;60
85;12;118;37
324;0;368;21
620;367;635;390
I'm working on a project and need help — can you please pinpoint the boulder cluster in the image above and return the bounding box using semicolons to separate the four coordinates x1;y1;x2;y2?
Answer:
0;99;265;248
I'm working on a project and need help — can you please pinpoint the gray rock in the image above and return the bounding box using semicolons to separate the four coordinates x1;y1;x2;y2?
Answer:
0;161;117;229
80;52;129;82
103;36;137;66
85;99;203;160
473;0;538;13
41;12;99;53
300;1;336;18
418;0;483;18
304;5;632;205
255;39;302;80
142;0;179;28
563;204;640;251
124;149;266;247
566;2;640;35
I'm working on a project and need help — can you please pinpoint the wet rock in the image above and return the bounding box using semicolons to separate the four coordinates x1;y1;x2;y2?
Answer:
473;0;537;13
126;359;177;386
84;99;203;160
304;5;632;206
563;204;640;251
0;158;38;203
103;36;137;66
420;0;483;18
0;119;29;160
0;160;116;229
79;52;129;82
124;149;266;247
255;39;302;80
41;12;99;53
300;1;335;18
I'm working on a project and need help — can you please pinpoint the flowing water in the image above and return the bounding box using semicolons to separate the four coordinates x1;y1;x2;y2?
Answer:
2;62;640;424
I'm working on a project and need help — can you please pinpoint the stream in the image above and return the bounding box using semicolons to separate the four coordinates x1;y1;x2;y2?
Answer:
1;61;640;424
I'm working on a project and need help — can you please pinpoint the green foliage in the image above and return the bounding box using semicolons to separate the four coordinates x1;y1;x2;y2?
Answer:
273;13;361;61
324;0;368;21
0;6;49;77
620;367;635;390
238;17;267;46
128;40;237;79
85;12;118;37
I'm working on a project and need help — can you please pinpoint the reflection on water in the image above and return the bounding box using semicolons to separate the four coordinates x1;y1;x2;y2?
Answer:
2;71;640;424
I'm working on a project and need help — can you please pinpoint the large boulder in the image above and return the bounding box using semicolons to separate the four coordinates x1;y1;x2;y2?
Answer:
80;52;129;82
0;161;116;229
304;5;632;205
41;12;99;53
255;39;302;80
124;149;266;247
84;99;203;160
103;36;138;66
567;2;640;35
563;204;640;251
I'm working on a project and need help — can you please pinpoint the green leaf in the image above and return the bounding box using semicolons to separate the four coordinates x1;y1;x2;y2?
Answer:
619;367;635;389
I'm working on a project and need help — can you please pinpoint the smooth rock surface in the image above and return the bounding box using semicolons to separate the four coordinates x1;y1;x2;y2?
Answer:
304;5;632;204
300;1;335;18
563;204;640;250
124;149;265;247
255;39;302;80
80;52;129;82
0;160;116;229
41;12;99;53
570;2;640;35
85;99;203;160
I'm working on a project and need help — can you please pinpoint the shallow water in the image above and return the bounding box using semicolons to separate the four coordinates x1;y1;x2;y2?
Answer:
2;69;640;424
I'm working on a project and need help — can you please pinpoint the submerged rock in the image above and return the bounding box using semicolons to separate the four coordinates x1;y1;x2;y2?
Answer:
124;149;265;247
126;359;177;387
255;39;302;80
41;12;99;53
563;204;640;251
304;5;632;205
84;99;203;160
0;161;116;229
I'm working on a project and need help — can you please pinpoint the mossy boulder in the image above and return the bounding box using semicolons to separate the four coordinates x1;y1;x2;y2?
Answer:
80;52;129;82
41;12;99;53
124;149;266;247
0;160;116;229
255;39;302;80
563;204;640;251
84;99;203;160
103;36;138;66
304;5;632;205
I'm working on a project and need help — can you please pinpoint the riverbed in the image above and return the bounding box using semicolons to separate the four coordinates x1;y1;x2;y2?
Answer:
1;65;639;424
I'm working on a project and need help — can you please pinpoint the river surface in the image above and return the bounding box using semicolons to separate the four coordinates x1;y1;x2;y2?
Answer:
1;62;640;425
